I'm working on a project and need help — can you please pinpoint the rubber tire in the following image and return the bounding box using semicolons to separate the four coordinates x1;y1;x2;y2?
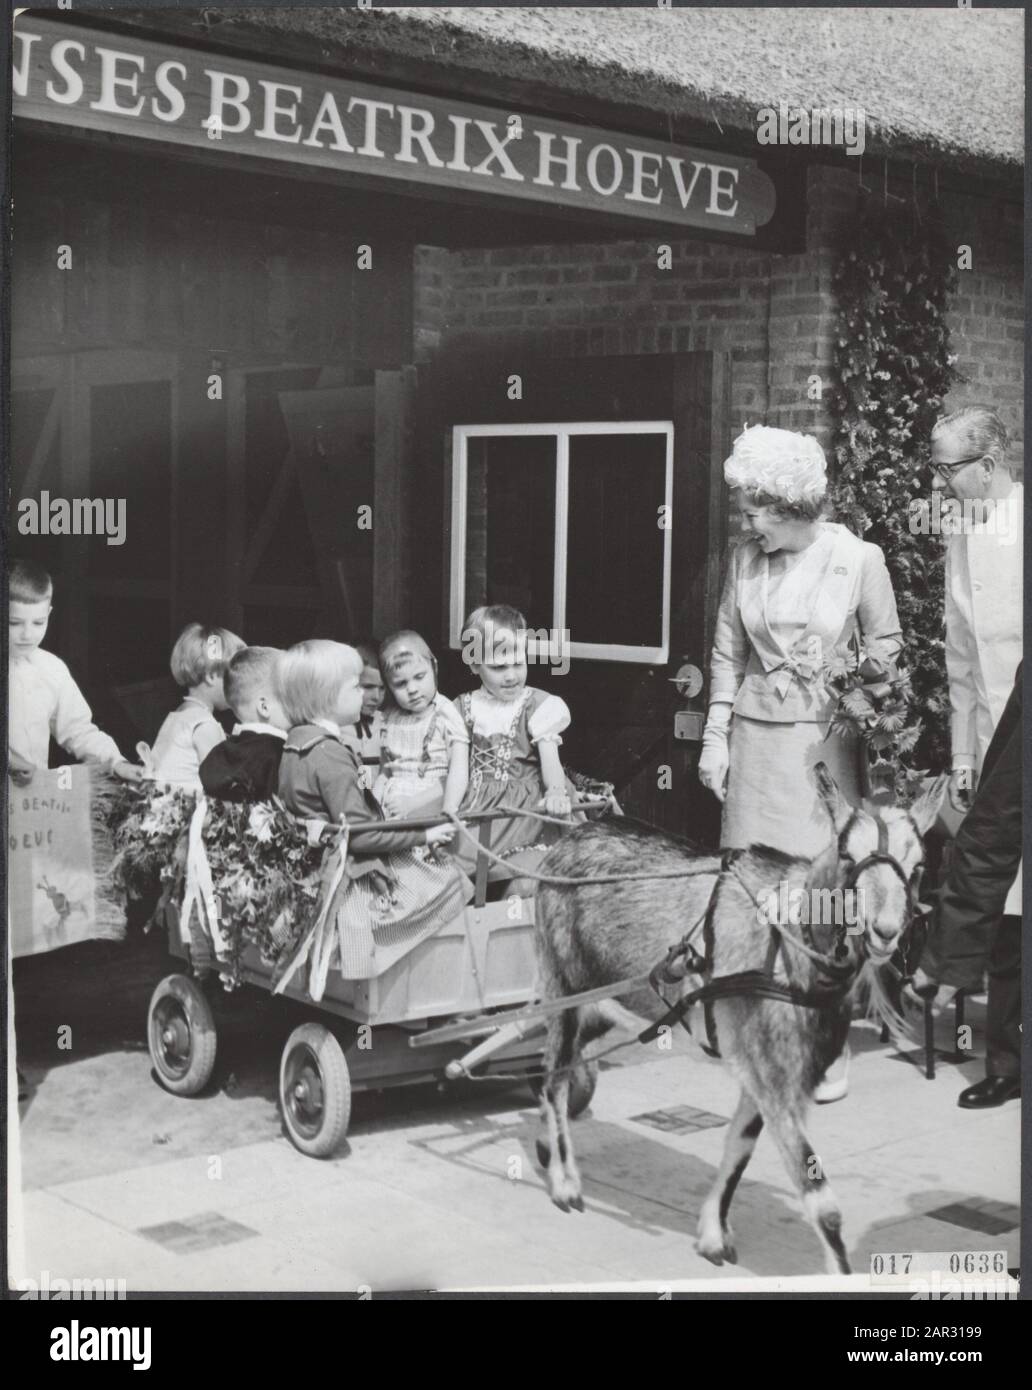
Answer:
147;973;217;1097
279;1023;351;1159
568;1060;598;1119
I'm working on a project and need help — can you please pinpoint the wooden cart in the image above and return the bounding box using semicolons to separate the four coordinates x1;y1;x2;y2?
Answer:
145;808;604;1157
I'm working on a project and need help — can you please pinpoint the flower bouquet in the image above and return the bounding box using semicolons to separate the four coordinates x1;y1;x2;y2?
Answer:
822;644;926;805
105;782;329;978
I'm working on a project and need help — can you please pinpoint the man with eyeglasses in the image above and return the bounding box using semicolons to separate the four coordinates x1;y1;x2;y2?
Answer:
913;404;1022;1108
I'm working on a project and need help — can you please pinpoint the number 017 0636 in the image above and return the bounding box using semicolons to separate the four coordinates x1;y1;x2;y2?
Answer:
870;1250;1009;1282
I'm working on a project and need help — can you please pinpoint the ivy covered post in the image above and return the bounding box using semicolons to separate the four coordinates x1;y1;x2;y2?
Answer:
828;201;959;794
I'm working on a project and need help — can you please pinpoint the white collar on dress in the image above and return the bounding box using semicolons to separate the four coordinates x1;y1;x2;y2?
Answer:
471;686;529;709
233;721;288;740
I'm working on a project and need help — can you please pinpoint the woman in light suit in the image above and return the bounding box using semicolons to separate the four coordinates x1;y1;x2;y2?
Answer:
700;427;903;865
699;428;903;1102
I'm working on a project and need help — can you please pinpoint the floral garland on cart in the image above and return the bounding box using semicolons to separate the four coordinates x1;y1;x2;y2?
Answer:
105;784;328;980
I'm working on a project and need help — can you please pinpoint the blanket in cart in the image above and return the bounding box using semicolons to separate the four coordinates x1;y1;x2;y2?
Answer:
273;837;473;998
9;767;125;958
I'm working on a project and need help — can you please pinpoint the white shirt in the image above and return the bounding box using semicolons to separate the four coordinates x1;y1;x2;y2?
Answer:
150;698;224;789
8;648;123;771
944;483;1023;770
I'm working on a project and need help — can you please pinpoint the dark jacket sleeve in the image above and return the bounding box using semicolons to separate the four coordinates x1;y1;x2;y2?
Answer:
199;744;241;801
315;740;423;853
937;670;1022;943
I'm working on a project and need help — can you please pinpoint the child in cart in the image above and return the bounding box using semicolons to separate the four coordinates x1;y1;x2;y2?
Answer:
199;646;289;803
452;605;580;885
276;640;471;980
372;630;469;819
147;622;245;790
351;642;386;791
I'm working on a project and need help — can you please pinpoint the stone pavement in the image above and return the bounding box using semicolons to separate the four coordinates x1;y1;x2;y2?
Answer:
9;937;1021;1293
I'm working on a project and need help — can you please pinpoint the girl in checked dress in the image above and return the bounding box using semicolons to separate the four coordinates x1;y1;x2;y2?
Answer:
372;630;469;820
453;605;579;885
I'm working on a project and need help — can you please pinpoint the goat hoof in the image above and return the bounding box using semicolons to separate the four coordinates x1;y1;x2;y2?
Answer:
535;1139;551;1168
695;1234;726;1267
569;1194;585;1213
722;1224;737;1263
552;1196;571;1214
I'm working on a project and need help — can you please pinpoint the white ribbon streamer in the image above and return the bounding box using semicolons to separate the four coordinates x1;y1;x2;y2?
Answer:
179;797;231;959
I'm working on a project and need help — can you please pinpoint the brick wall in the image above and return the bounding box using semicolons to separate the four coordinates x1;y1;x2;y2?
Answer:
942;198;1024;463
414;232;777;438
413;161;1022;462
413;244;451;363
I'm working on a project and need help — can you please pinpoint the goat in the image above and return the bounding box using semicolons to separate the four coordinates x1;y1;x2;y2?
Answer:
533;764;946;1274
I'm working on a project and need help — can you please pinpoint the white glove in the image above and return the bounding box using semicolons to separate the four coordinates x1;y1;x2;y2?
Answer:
698;703;732;803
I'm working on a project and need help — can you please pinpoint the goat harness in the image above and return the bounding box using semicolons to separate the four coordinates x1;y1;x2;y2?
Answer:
639;847;876;1051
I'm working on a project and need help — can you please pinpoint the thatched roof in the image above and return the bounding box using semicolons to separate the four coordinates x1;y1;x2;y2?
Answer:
200;5;1023;173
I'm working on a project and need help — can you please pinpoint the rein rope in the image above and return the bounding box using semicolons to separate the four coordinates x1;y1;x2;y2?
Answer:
444;810;721;888
456;832;918;1087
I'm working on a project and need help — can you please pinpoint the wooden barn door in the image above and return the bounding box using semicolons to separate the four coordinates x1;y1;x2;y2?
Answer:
225;365;416;646
224;364;326;644
279;368;416;641
9;356;70;654
10;349;179;749
73;350;179;687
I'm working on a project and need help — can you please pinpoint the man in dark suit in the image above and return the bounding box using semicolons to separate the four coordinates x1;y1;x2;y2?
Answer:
922;667;1022;1108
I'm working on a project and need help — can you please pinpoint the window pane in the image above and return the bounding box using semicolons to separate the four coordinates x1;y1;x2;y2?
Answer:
464;435;556;629
566;433;667;649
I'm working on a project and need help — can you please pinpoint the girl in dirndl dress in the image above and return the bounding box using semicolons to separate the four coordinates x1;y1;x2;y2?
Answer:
452;605;579;882
276;640;470;982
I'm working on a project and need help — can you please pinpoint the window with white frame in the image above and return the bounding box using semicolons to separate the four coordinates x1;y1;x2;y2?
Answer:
449;422;673;664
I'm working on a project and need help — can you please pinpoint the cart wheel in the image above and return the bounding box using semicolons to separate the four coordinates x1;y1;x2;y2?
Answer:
279;1023;351;1159
147;973;217;1097
568;1060;598;1119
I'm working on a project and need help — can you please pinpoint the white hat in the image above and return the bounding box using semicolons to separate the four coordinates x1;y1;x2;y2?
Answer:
724;425;827;507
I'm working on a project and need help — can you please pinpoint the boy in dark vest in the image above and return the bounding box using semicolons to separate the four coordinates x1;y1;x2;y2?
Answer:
199;646;288;802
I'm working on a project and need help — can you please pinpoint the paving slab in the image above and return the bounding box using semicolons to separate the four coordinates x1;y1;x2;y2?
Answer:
12;939;1020;1291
